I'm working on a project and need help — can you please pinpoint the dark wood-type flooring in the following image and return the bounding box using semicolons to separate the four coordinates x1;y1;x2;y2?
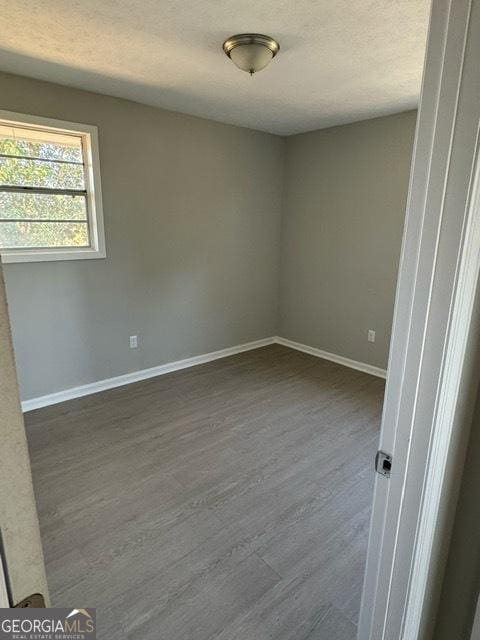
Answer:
25;344;384;640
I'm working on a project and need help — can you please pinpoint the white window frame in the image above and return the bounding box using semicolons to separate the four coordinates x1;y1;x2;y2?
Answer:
0;110;106;263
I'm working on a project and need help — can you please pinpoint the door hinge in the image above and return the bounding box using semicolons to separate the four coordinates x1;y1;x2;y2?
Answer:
375;450;392;477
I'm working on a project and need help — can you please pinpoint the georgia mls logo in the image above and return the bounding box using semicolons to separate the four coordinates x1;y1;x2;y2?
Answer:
67;608;93;622
0;607;96;639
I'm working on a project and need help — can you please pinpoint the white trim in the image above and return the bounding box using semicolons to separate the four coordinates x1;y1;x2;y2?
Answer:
403;116;480;638
471;595;480;640
359;0;480;638
0;109;106;264
274;337;387;379
21;335;386;412
0;560;8;608
21;337;275;412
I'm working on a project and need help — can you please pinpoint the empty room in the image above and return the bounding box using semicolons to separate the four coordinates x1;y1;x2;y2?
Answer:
4;1;479;639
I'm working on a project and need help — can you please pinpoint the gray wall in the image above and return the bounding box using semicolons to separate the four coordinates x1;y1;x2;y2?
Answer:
0;72;285;401
279;111;417;369
0;70;416;400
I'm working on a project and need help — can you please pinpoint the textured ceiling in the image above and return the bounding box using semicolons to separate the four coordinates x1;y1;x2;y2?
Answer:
0;0;430;135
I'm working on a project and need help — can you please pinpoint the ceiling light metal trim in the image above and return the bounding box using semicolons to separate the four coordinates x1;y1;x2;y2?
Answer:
222;33;280;75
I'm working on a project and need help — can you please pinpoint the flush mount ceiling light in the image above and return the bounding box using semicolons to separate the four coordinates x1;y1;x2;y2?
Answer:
223;33;280;75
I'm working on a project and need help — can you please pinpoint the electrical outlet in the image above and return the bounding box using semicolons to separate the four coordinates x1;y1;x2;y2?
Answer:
368;329;376;343
129;335;138;349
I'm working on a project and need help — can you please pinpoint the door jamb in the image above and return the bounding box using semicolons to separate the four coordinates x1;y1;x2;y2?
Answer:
358;0;480;637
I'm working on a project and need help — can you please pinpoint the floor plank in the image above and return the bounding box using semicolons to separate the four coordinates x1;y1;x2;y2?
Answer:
25;344;384;639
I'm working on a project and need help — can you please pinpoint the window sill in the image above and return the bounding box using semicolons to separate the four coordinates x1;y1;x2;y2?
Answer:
1;246;106;264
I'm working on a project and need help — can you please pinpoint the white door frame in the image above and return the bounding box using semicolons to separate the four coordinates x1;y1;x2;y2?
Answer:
471;597;480;640
470;598;480;640
0;543;9;607
359;0;480;638
0;569;8;608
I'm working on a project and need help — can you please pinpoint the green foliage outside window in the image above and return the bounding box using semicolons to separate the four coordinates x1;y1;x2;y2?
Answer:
0;137;90;249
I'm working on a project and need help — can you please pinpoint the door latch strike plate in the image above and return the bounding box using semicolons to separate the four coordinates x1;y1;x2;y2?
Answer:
375;450;392;478
14;593;46;608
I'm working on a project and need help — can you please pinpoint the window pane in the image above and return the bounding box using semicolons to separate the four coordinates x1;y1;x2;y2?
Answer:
0;221;89;248
0;157;85;190
0;192;87;221
0;125;83;162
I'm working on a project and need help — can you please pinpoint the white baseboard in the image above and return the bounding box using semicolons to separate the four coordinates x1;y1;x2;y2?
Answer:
274;336;387;379
21;335;386;412
21;337;275;412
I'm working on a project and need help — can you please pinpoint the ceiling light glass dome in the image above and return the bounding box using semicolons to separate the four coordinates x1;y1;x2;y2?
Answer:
223;34;280;75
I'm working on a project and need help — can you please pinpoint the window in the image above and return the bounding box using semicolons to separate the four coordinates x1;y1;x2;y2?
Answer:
0;111;105;263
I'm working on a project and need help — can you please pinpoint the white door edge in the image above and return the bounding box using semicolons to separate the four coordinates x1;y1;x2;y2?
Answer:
0;554;9;608
471;595;480;640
